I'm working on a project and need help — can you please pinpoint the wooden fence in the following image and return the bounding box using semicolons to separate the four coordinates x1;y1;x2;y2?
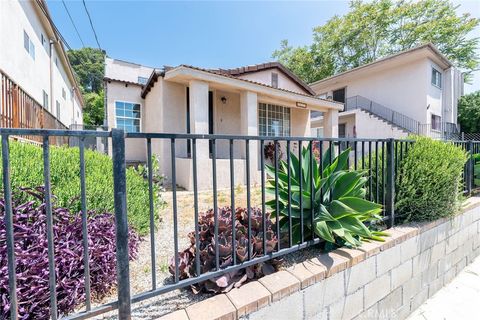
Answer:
0;69;68;145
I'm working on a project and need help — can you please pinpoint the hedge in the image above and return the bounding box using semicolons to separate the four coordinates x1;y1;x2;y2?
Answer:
0;140;163;235
395;137;467;221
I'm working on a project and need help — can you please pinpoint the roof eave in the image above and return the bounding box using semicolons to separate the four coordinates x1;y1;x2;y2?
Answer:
164;66;343;112
309;43;454;89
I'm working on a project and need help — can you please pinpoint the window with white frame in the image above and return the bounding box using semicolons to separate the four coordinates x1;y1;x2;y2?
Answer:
271;73;279;88
258;103;290;137
42;90;49;109
115;101;141;132
431;114;441;131
431;68;442;88
24;30;35;60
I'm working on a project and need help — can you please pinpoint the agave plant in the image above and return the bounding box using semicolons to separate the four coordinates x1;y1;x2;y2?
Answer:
266;145;384;247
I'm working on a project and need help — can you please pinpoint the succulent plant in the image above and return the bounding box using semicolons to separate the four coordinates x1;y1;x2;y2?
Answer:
266;145;384;247
170;207;280;294
264;141;283;162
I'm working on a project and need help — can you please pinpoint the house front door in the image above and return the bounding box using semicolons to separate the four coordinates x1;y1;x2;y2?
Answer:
333;88;346;103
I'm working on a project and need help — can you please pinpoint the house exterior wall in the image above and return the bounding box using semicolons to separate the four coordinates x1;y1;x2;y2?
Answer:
105;59;340;190
355;110;408;139
312;110;408;141
105;81;146;161
311;54;463;130
141;80;317;189
426;60;444;126
105;57;154;83
442;67;463;124
237;69;307;94
0;0;82;127
312;58;430;124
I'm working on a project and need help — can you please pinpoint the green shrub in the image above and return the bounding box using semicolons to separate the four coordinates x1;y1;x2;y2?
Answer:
395;137;467;222
1;140;163;235
265;146;385;247
474;153;480;187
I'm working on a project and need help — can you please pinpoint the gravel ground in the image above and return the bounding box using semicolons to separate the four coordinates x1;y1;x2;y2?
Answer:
79;185;335;319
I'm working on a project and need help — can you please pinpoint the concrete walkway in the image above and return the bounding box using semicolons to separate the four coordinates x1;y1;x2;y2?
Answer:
407;256;480;320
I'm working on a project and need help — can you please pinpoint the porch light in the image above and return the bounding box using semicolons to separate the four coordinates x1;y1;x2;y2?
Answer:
221;96;227;104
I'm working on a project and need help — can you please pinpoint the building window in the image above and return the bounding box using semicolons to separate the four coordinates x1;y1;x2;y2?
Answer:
339;123;346;138
56;101;61;119
258;103;290;137
311;127;324;138
431;114;441;130
24;30;35;59
41;34;47;49
42;90;49;109
138;76;148;85
431;68;442;88
271;73;278;88
115;101;141;132
62;88;66;99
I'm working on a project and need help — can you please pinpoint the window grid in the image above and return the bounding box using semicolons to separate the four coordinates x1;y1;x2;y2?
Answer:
258;103;290;137
431;114;441;131
431;68;442;88
115;101;141;133
271;73;279;88
42;90;49;109
56;101;60;119
24;30;35;60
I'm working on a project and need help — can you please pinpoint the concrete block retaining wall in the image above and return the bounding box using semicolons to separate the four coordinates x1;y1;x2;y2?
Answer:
160;198;480;320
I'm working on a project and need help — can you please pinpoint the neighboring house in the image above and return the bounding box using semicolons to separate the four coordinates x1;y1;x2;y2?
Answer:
105;59;342;190
0;0;83;136
310;43;463;140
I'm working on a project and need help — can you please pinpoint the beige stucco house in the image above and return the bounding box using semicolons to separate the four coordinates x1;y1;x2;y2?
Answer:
310;44;463;140
105;59;342;190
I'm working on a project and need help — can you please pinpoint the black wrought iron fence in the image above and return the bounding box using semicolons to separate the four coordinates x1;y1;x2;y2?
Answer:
0;128;479;320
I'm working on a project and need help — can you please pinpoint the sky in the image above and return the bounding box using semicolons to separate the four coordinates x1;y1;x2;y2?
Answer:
47;0;479;93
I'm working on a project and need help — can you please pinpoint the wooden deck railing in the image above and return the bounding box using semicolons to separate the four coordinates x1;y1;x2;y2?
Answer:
1;69;68;145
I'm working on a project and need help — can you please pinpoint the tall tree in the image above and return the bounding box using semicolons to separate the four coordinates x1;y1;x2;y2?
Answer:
273;0;479;83
458;91;480;133
67;48;105;125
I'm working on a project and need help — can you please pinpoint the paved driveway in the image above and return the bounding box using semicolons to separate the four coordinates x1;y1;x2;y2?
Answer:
407;256;480;320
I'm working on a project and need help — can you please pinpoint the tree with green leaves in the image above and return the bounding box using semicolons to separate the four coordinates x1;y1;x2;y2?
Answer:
68;47;105;126
273;0;479;84
458;91;480;133
82;90;105;127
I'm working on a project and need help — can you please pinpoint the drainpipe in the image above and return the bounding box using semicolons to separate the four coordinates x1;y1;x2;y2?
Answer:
102;50;107;129
49;39;56;118
71;87;75;128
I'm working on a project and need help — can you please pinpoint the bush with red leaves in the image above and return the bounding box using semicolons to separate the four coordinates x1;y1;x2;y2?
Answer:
170;206;281;294
0;188;140;319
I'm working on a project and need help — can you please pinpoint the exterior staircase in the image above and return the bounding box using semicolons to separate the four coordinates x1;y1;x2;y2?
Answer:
345;96;459;139
345;96;420;134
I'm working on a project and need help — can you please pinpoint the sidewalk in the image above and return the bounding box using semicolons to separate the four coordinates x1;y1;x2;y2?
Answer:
407;256;480;320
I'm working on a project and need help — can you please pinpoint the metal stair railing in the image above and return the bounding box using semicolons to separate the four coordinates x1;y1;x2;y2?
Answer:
345;95;420;134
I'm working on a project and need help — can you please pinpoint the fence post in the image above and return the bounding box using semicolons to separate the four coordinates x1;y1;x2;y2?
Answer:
467;141;473;195
386;138;395;227
111;129;131;320
2;135;18;320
